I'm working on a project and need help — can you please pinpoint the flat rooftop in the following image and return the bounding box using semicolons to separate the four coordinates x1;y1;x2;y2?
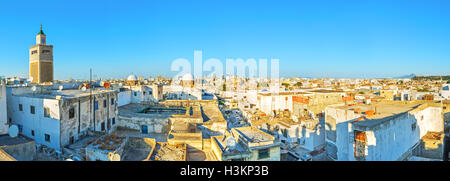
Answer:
87;135;125;151
234;127;274;143
0;134;34;147
332;101;440;128
150;143;185;161
200;101;226;123
118;103;185;118
308;89;344;93
16;89;115;100
334;101;422;120
213;136;247;154
258;91;311;96
121;137;155;161
0;148;16;161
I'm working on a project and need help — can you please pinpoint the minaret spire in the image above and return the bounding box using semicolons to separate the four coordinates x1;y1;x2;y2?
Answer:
38;24;45;35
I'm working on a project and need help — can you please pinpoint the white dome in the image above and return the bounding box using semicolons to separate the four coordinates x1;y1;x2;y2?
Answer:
127;74;137;81
182;73;193;81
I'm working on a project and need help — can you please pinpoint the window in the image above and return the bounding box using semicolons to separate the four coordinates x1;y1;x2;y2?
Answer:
103;100;107;108
101;122;105;131
45;134;51;142
69;107;75;119
258;149;270;160
19;104;23;111
111;98;115;105
31;130;35;136
411;123;417;131
44;107;50;118
31;50;38;54
30;106;35;114
112;117;115;125
354;131;366;161
70;136;74;144
134;92;137;96
141;125;148;134
18;125;23;133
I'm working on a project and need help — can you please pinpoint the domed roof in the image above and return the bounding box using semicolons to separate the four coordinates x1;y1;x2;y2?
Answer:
37;24;45;35
182;73;193;81
127;74;137;81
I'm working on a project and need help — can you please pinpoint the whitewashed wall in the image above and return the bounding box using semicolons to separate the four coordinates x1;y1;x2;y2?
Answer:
118;91;131;107
8;95;61;150
326;105;443;161
0;85;7;134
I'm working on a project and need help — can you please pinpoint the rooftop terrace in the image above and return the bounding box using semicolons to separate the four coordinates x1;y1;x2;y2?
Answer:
150;142;186;161
333;101;422;119
118;103;186;118
0;134;34;147
16;89;115;100
233;127;274;143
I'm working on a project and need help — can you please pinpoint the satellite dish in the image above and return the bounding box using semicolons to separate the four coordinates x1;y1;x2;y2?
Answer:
292;115;298;122
119;83;123;87
109;152;120;161
81;86;87;91
104;82;110;89
226;137;236;150
100;81;104;87
31;86;37;92
58;85;64;91
9;125;19;138
28;77;33;82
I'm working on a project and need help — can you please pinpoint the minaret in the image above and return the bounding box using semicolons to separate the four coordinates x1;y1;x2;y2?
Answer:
29;25;53;84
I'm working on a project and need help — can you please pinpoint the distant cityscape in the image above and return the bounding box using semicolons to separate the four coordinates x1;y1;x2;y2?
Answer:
0;25;449;162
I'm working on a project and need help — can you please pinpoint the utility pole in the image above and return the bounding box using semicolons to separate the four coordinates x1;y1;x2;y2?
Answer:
90;68;95;131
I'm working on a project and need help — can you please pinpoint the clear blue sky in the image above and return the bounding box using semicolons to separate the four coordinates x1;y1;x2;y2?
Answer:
1;0;450;79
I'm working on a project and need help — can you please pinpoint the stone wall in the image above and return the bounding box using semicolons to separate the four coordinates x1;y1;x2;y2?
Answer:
118;116;169;134
60;91;118;148
0;140;36;161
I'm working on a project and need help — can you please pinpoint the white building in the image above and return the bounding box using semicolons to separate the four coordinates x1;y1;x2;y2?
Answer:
257;92;295;115
441;84;450;100
0;83;7;134
325;101;443;161
6;86;118;151
116;84;163;107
